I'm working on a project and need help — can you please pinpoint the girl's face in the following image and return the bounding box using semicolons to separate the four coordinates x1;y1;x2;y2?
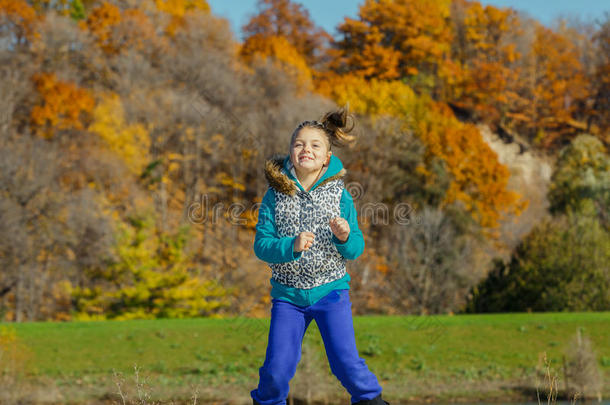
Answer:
290;127;331;174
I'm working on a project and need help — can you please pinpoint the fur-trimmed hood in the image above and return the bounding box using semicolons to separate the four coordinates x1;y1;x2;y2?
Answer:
263;154;347;196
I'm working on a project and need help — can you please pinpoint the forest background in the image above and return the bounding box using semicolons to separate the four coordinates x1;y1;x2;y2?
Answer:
0;0;608;323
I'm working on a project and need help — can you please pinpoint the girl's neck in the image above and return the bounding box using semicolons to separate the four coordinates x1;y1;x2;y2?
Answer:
295;165;325;192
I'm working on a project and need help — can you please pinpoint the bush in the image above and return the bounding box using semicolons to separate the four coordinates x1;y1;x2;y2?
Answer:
563;328;603;400
465;201;610;312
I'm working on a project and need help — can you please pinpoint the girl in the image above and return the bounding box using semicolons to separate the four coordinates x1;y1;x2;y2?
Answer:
251;106;390;405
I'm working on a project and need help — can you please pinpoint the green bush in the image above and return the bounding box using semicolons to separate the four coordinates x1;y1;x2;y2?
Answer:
465;200;610;312
548;134;609;228
69;209;231;320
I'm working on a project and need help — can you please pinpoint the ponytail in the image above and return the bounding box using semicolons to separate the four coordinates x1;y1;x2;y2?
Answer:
290;103;357;150
319;103;356;149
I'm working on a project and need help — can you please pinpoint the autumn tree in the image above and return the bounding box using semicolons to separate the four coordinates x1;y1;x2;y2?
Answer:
0;123;117;322
589;12;610;141
328;0;453;93
69;209;231;320
240;0;332;70
154;0;210;37
89;92;151;176
0;0;40;46
77;1;164;56
77;1;121;54
511;22;590;150
384;206;479;314
445;0;523;126
239;34;314;92
30;72;95;139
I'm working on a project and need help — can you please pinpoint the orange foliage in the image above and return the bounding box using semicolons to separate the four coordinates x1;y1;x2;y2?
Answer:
330;0;452;79
316;72;527;234
462;1;519;58
77;1;121;54
525;23;590;149
30;72;95;139
0;0;41;44
446;1;591;149
418;101;528;233
240;34;313;93
78;2;161;55
591;21;610;139
122;8;162;50
241;0;331;68
326;20;402;80
443;0;522;124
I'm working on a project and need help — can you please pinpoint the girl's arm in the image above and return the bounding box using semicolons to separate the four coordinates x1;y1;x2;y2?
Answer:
332;188;365;260
253;188;303;263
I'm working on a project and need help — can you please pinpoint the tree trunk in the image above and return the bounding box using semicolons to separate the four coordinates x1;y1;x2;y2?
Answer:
16;269;23;322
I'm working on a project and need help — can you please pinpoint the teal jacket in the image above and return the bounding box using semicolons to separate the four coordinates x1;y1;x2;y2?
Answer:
254;154;365;306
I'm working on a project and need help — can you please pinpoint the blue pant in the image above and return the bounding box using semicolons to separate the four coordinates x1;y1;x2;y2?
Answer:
251;289;383;405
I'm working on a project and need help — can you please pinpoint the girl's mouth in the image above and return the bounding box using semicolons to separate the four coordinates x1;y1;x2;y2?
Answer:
299;156;313;161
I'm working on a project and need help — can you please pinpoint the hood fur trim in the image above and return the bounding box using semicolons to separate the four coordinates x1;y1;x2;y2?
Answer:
264;154;346;196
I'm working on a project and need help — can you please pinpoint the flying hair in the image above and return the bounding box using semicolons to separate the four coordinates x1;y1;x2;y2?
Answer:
290;104;357;151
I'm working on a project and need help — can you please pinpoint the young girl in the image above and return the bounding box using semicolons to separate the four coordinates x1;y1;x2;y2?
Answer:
251;107;390;405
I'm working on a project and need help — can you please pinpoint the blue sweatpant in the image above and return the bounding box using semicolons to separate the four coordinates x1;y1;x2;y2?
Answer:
250;289;383;405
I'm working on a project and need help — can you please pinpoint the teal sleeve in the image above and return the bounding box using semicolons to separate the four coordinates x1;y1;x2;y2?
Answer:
332;188;365;260
253;188;303;263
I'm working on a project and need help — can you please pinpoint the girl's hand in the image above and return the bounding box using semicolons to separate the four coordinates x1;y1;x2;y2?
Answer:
330;217;350;242
294;231;315;252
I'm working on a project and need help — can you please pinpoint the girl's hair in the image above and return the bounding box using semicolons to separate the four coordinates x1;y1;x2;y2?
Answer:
290;104;356;150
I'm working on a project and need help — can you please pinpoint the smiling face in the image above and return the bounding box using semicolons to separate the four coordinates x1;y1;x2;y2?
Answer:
290;127;332;175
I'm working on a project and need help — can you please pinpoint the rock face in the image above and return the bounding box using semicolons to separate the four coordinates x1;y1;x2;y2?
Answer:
477;124;555;256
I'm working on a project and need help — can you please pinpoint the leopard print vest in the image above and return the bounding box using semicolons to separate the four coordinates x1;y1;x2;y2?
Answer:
263;155;348;289
270;178;347;288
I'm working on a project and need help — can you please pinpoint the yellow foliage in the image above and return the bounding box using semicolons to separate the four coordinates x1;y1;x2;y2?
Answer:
155;0;209;16
216;172;246;192
155;0;210;37
315;73;418;122
47;280;73;321
69;211;231;319
89;92;151;176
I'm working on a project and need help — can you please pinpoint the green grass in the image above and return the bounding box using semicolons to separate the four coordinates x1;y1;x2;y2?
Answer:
3;311;610;402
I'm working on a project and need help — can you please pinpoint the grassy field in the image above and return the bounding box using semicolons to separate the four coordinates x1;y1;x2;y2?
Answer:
2;311;609;404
